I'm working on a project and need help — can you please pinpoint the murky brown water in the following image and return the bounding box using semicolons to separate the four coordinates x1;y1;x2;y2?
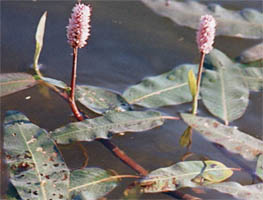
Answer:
1;1;262;199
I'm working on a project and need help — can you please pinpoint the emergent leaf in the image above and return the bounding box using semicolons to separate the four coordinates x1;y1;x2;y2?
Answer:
142;0;263;39
52;111;166;144
181;114;263;161
76;85;131;114
201;50;249;125
123;64;197;108
0;73;37;97
3;111;70;200
202;182;263;200
69;168;118;200
140;160;233;193
240;67;263;92
41;77;69;90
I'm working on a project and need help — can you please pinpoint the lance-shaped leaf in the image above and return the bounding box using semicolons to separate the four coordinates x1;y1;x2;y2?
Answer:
201;182;263;200
140;160;233;193
181;114;263;161
201;50;249;124
123;64;197;108
76;85;131;114
239;42;263;63
34;11;46;76
3;111;70;200
256;154;263;181
0;73;37;97
69;168;119;200
142;0;263;39
51;111;166;144
41;77;69;90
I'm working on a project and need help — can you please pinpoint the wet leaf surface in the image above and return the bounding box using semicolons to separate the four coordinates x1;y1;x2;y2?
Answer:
51;111;166;144
140;160;233;193
123;64;197;108
201;182;263;200
3;111;70;200
76;85;131;114
69;168;118;200
41;77;69;90
181;114;263;161
142;0;263;39
0;73;37;97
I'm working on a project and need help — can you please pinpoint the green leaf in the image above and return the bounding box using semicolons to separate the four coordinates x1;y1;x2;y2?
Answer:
201;50;249;124
123;64;197;108
239;42;263;63
51;111;166;144
256;154;263;181
41;77;69;90
69;168;118;200
202;182;263;200
76;85;131;114
181;113;263;161
3;111;70;200
140;160;233;193
0;73;37;97
188;69;197;98
179;126;192;147
240;67;263;92
34;11;47;77
142;0;263;39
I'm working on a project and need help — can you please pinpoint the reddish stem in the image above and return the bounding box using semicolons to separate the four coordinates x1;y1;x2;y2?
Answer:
193;52;205;115
69;47;84;121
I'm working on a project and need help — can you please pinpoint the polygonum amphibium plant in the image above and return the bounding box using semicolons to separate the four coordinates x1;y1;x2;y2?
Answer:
2;1;263;200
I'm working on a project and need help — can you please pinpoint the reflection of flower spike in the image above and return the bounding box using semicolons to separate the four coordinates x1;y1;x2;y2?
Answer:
196;15;216;54
66;3;92;48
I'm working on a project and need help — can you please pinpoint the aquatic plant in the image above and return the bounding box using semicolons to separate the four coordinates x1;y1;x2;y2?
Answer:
1;1;263;200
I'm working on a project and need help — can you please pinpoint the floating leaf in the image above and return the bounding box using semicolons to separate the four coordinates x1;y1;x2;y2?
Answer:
140;160;233;193
240;67;263;92
202;182;263;200
142;0;263;39
201;50;249;124
123;64;197;108
41;77;69;90
256;154;263;181
3;111;70;200
179;126;192;147
0;73;37;97
76;85;131;114
34;11;47;77
188;69;197;98
69;168;119;200
52;111;166;144
181;114;263;161
239;42;263;63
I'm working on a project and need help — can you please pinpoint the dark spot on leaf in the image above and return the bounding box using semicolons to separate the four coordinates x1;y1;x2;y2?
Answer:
213;122;219;128
28;190;31;193
45;175;50;179
27;182;31;185
6;155;12;160
33;191;38;195
40;173;43;176
53;163;59;167
49;156;55;162
62;174;68;181
12;133;17;136
59;194;63;199
16;154;20;158
43;163;48;167
53;194;56;196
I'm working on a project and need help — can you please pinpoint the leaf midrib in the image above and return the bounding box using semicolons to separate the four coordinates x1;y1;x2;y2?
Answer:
128;82;188;104
53;115;164;139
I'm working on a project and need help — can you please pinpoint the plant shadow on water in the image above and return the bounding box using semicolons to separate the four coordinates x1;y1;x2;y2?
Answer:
1;0;262;199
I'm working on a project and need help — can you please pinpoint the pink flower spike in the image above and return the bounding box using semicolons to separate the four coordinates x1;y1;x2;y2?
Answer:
66;3;92;48
196;15;216;54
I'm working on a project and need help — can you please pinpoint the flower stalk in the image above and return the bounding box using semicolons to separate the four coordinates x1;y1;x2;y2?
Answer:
193;15;216;114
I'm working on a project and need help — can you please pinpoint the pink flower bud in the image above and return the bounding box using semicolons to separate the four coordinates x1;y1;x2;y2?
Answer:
66;3;92;48
196;15;216;54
